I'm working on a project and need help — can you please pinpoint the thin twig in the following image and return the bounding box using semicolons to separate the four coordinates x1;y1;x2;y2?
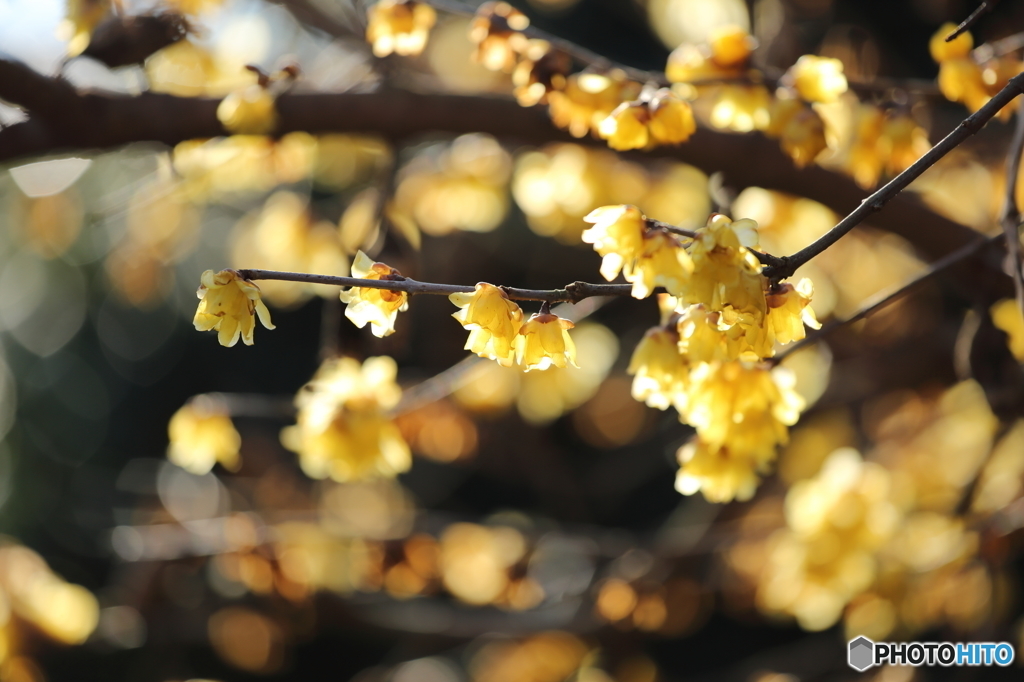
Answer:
762;72;1024;282
771;233;1005;364
237;268;633;303
999;107;1024;316
947;1;1000;43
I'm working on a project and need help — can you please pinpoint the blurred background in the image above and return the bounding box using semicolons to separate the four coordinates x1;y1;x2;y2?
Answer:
2;0;1024;680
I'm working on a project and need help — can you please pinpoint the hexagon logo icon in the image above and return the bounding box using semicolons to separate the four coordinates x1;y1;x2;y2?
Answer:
848;636;875;672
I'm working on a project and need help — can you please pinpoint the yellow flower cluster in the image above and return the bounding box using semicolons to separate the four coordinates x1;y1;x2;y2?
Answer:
930;23;1022;121
194;269;275;347
840;105;931;189
758;449;901;631
450;284;577;371
583;209;817;501
598;88;697;151
281;356;411;482
785;55;848;104
167;395;242;475
365;0;437;58
339;250;409;338
469;1;530;72
548;72;642;138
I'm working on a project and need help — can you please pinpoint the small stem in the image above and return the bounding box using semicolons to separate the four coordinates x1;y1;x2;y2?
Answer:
238;268;633;303
762;72;1024;282
649;219;698;239
772;233;1004;364
947;1;999;43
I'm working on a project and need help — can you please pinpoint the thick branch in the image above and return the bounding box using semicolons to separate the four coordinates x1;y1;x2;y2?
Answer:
762;72;1024;281
236;268;632;303
0;57;984;269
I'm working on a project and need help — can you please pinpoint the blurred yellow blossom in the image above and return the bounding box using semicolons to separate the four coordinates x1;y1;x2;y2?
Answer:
930;25;1022;121
194;269;275;347
708;25;757;68
675;438;761;503
58;0;109;57
548;72;642;138
515;311;578;371
339;251;409;338
765;98;829;168
787;55;848;104
761;279;821;347
991;298;1024;361
217;85;278;135
281;356;410;482
469;1;529;72
598;89;696;151
450;283;524;366
167;396;242;475
366;0;437;58
929;23;973;63
630;230;694;299
512;40;571;106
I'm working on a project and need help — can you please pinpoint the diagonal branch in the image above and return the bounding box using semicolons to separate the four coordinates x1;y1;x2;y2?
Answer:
761;72;1024;282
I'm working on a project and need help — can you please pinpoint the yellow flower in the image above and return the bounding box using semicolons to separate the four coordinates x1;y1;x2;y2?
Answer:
708;25;756;69
880;112;930;175
680;213;766;324
512;39;570;107
766;98;828;168
469;1;529;72
684;362;804;462
58;0;110;57
675;438;761;503
599;102;649;151
647;92;697;145
217;85;278;135
677;304;753;363
787;55;848;103
365;0;437;58
281;356;411;482
598;90;695;151
194;269;275;347
515;311;578;371
708;84;772;132
167;396;241;475
450;283;524;366
340;250;409;337
991;298;1024;361
929;22;973;63
582;204;647;281
627;326;689;411
765;278;820;346
846;104;886;189
629;230;693;299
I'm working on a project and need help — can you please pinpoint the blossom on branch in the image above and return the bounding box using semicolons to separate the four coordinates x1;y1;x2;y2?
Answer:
785;55;848;104
366;0;437;58
598;89;696;151
450;283;524;367
339;250;409;337
194;269;275;347
515;311;578;371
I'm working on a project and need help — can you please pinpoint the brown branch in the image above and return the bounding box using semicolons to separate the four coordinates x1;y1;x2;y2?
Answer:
236;268;632;303
947;1;1000;42
999;106;1024;317
772;233;1005;364
762;72;1024;281
0;57;986;270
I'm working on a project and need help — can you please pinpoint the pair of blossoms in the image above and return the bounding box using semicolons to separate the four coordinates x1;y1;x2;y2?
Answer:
192;251;577;372
583;206;819;502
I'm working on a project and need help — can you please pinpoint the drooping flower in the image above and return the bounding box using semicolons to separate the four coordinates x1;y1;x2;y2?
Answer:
450;283;524;366
281;356;411;482
582;204;647;281
194;269;275;346
515;311;578;371
365;0;437;58
627;326;689;411
677;304;753;363
765;279;821;346
340;250;409;337
167;396;241;475
786;55;848;103
765;97;828;168
547;72;642;138
629;230;693;299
